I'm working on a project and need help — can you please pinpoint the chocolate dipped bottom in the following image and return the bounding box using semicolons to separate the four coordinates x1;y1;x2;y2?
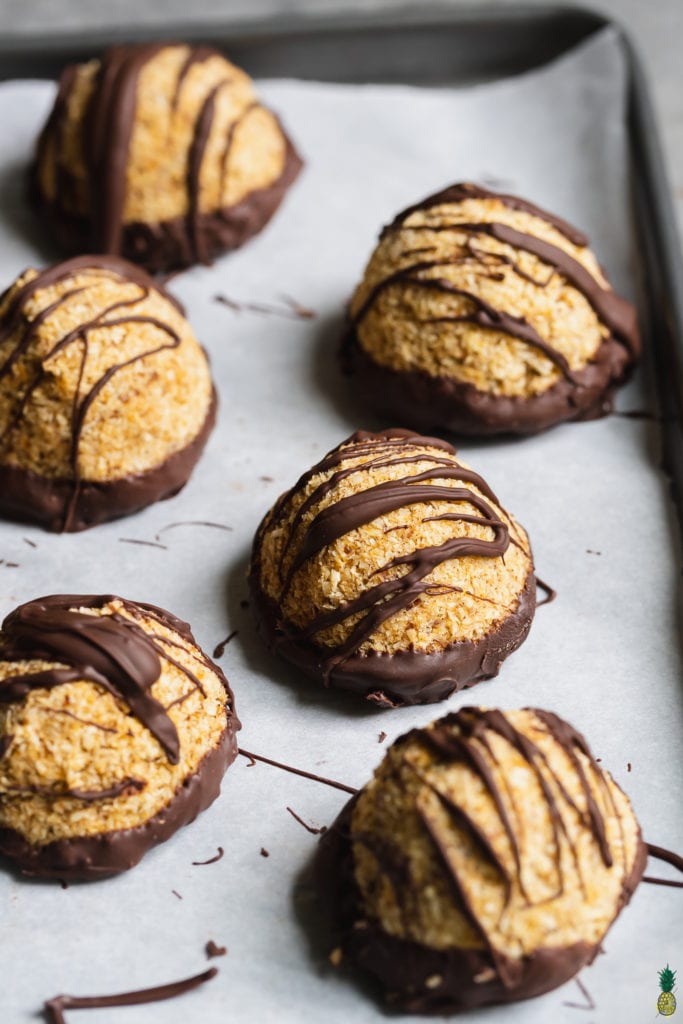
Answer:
0;595;239;880
0;255;216;532
342;183;640;436
31;43;302;272
316;707;646;1013
249;429;535;707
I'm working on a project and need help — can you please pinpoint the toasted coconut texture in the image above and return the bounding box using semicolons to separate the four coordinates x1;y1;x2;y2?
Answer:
342;183;640;435
31;42;302;272
0;255;216;532
249;428;535;707
0;594;239;880
316;707;646;1013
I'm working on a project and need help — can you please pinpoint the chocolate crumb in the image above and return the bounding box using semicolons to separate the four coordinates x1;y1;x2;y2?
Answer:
59;880;69;890
260;475;274;482
171;889;183;900
260;848;269;858
627;762;632;772
378;731;387;743
286;806;327;835
586;549;601;556
23;537;37;548
205;940;227;959
213;631;238;659
192;846;224;866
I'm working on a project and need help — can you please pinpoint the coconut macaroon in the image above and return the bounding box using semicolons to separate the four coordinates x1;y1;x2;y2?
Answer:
249;428;535;707
317;706;646;1013
342;182;640;435
31;42;302;272
0;594;239;880
0;255;216;532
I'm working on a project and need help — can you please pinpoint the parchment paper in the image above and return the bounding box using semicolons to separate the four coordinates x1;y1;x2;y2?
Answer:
1;26;682;1024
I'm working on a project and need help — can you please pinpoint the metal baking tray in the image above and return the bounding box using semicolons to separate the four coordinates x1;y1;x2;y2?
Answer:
0;3;680;522
1;6;682;1023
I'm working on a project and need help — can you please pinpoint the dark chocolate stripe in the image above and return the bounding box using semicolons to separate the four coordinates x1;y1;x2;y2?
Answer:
406;707;618;935
0;256;189;532
0;595;234;764
84;45;165;254
352;259;578;382
388;181;589;247
262;431;511;681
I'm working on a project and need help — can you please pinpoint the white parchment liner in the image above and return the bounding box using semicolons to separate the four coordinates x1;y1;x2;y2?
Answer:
0;26;681;1024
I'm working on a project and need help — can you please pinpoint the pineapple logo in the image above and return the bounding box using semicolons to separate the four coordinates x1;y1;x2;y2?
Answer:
657;965;677;1016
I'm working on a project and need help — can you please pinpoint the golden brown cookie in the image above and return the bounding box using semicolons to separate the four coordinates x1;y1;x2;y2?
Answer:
317;707;646;1013
249;428;535;706
31;43;302;272
0;255;215;532
342;183;640;435
0;594;239;880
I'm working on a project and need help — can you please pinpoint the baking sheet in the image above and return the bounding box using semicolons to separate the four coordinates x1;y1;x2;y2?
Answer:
1;25;682;1024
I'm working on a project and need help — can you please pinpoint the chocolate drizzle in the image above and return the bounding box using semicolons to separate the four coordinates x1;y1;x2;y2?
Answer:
250;429;535;705
44;966;217;1024
0;594;226;764
343;182;639;436
643;843;683;888
316;707;647;1013
32;44;302;271
0;254;213;532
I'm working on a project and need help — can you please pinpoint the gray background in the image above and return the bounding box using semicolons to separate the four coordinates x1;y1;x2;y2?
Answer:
0;0;680;235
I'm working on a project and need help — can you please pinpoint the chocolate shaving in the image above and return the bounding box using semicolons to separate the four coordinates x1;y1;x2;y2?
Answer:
238;748;357;795
171;889;183;900
378;731;387;743
643;843;683;888
535;576;557;606
213;631;238;659
43;966;217;1024
562;976;595;1010
192;846;224;866
119;538;168;550
286;806;327;835
214;293;316;320
23;538;37;548
156;520;232;536
260;848;269;858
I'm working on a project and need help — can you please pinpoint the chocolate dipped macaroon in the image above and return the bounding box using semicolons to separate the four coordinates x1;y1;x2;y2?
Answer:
31;42;302;272
318;706;646;1013
342;183;640;435
0;255;216;532
249;429;535;707
0;594;239;880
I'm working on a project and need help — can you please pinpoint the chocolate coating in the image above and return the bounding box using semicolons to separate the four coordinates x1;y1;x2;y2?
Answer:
316;708;647;1013
0;595;239;880
0;725;236;881
30;44;302;272
342;329;629;436
0;387;216;533
249;429;535;707
342;182;640;436
0;254;216;532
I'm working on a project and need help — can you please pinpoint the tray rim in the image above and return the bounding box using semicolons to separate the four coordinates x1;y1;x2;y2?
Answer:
0;3;680;523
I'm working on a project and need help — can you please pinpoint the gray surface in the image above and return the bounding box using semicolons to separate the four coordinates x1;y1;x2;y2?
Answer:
0;0;681;237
